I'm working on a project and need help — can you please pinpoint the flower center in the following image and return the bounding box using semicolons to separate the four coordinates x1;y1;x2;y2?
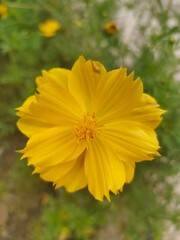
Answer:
74;113;100;142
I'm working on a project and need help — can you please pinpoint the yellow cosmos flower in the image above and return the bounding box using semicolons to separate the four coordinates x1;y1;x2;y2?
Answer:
74;19;83;28
16;56;165;201
39;19;61;37
0;4;8;19
104;21;118;35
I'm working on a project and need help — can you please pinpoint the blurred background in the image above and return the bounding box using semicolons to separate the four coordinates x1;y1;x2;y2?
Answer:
0;0;180;239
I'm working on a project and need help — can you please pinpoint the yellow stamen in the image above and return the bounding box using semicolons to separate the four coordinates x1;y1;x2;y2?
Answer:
75;113;100;142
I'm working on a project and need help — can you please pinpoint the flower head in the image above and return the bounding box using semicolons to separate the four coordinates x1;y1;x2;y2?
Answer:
39;19;61;37
103;21;118;35
74;19;83;28
0;4;8;19
16;56;165;201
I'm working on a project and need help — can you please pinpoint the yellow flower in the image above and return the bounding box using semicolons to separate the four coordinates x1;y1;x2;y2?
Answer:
74;19;83;28
39;19;61;37
58;227;70;240
0;4;8;19
104;21;118;35
16;56;165;201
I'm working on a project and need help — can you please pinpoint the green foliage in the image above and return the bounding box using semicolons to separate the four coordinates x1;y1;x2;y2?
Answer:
0;0;180;239
30;190;108;240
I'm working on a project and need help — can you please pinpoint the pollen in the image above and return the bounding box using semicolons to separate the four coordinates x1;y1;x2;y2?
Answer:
75;113;100;142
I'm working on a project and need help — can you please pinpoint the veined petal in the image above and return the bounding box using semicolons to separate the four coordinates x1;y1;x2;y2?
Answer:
54;151;87;192
31;85;83;121
17;114;55;138
16;95;54;137
33;159;75;182
48;68;69;89
123;162;135;183
68;56;107;112
85;138;126;201
16;95;36;116
16;85;82;137
36;72;83;118
101;121;160;163
124;93;166;129
36;68;69;90
92;69;143;123
21;126;86;167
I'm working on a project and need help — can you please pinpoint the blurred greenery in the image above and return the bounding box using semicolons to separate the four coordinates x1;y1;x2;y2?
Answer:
0;0;180;239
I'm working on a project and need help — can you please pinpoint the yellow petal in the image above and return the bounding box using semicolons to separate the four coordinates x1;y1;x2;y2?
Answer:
36;68;69;90
93;69;143;123
101;121;160;163
122;93;166;129
31;86;82;121
85;138;126;201
54;151;87;192
123;162;135;183
33;160;75;182
21;126;86;167
16;85;82;137
68;56;107;112
16;95;53;137
17;115;55;138
35;71;83;118
16;95;36;116
16;94;55;137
